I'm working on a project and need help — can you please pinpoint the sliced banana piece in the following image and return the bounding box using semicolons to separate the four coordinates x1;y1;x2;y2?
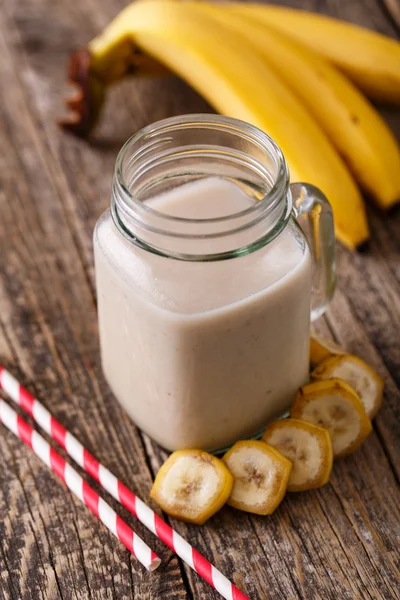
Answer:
222;440;291;515
263;418;333;491
311;354;384;418
310;333;345;366
291;379;372;458
150;449;233;524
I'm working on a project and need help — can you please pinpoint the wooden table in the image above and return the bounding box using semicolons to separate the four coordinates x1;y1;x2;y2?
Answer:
1;0;399;598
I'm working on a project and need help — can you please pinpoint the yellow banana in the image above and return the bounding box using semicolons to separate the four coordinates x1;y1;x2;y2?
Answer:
228;3;400;105
82;0;368;248
196;3;400;209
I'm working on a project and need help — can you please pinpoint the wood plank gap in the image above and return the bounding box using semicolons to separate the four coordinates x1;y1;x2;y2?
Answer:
328;483;399;598
314;494;375;600
174;557;196;600
137;431;196;598
372;426;400;485
378;0;400;32
0;541;19;600
248;517;299;600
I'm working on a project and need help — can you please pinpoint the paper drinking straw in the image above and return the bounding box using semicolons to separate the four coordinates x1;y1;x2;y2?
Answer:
0;398;160;571
0;366;250;600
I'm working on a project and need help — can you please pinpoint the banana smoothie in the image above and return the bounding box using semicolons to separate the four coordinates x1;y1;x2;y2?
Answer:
94;176;312;451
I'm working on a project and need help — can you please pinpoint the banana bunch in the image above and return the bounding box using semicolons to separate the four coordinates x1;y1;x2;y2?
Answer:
61;1;400;249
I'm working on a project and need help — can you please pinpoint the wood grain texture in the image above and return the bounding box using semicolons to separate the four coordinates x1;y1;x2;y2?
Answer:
0;0;399;599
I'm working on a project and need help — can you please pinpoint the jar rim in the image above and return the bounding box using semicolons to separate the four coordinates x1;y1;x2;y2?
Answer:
115;114;289;223
111;114;293;261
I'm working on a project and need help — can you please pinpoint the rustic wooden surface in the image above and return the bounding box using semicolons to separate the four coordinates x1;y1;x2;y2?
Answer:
0;0;399;598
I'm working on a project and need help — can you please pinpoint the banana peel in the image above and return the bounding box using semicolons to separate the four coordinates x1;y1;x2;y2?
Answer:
59;0;370;250
200;3;400;210
230;3;400;106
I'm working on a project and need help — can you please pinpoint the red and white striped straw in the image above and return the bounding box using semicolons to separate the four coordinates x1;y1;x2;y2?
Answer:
0;367;250;600
0;397;160;572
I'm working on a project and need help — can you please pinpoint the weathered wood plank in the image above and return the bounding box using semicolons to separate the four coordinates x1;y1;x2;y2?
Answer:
0;0;400;599
0;5;189;599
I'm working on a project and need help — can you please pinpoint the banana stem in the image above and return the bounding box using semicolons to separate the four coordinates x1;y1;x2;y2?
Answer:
59;45;168;137
59;48;105;137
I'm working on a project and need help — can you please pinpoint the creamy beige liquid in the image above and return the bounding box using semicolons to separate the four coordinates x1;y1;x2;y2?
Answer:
94;178;312;451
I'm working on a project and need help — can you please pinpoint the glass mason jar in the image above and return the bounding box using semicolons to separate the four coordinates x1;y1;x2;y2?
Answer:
94;114;335;452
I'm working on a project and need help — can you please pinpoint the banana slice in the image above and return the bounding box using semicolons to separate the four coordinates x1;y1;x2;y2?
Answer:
310;334;345;366
311;354;384;419
263;418;333;491
291;379;372;458
150;449;233;524
222;440;291;515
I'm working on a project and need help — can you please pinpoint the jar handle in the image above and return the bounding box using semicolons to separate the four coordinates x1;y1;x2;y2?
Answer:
290;183;336;322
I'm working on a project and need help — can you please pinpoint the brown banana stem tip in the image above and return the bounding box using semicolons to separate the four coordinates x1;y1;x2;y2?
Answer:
58;48;106;138
59;46;169;138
